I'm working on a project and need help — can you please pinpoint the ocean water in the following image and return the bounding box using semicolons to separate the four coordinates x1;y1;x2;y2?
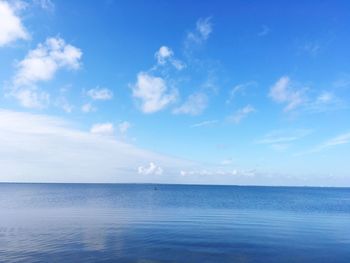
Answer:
0;183;349;262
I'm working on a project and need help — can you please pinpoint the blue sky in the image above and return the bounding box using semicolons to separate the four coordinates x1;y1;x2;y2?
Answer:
1;0;350;186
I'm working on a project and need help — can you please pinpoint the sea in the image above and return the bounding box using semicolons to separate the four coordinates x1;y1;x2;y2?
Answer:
0;183;349;262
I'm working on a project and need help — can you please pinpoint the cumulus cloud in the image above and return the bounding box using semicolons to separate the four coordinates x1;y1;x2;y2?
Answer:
12;89;50;109
138;162;163;175
87;87;113;100
154;46;185;70
155;46;173;65
90;123;114;136
228;105;255;124
14;37;82;86
0;110;189;183
173;93;208;116
132;72;177;113
0;0;29;46
8;37;82;108
269;76;304;111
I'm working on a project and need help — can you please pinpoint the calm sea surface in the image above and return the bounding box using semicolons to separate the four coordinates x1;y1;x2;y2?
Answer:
0;183;349;262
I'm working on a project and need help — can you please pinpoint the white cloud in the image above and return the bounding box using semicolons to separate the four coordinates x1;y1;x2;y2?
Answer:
132;72;177;113
81;103;96;113
228;105;255;124
154;46;185;70
138;162;163;175
14;37;82;86
90;123;114;137
257;129;311;151
13;88;50;109
186;17;212;45
191;120;218;128
0;0;29;46
179;168;248;177
305;91;345;113
299;132;350;156
257;129;311;145
269;76;304;111
155;46;173;65
321;132;350;148
87;87;113;100
0;109;189;183
9;37;82;108
173;93;208;116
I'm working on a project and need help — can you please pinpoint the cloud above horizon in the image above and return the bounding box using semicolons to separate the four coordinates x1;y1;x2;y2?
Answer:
0;109;190;183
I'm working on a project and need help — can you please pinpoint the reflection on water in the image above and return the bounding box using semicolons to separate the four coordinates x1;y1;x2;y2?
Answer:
0;183;350;262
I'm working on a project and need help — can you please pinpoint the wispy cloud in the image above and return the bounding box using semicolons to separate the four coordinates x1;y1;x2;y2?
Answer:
227;105;255;124
226;81;256;104
313;132;350;152
0;110;190;183
0;0;29;46
304;91;345;113
173;92;208;116
190;120;218;128
257;129;312;150
298;132;350;156
300;41;321;56
258;25;270;37
322;133;350;147
187;17;212;43
87;87;113;100
55;96;73;113
332;74;350;89
33;0;54;11
154;46;185;70
269;76;305;112
118;121;131;139
81;103;96;113
185;17;212;50
90;123;115;137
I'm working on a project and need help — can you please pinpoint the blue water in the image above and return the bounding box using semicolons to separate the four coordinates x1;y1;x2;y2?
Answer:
0;184;349;262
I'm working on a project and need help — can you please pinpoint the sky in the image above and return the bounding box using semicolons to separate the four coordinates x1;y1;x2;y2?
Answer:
1;0;350;186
